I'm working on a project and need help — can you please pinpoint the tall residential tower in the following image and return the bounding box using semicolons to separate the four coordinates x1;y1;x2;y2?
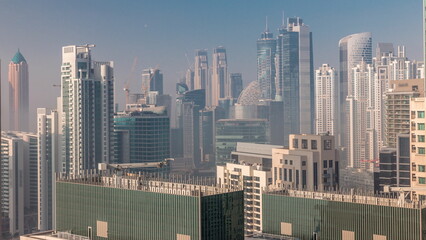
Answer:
211;47;228;106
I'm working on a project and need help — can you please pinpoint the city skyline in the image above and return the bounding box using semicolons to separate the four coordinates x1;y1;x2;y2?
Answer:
0;0;423;131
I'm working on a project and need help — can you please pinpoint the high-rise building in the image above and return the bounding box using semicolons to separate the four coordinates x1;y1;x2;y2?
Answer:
409;97;426;199
215;119;269;163
61;45;114;175
229;73;243;100
1;132;38;238
276;17;314;145
194;50;209;104
185;68;194;91
256;20;276;100
8;50;29;131
315;64;337;136
347;61;374;168
37;106;62;231
211;47;228;106
385;79;424;148
141;68;163;96
272;134;339;191
114;106;170;164
55;173;244;240
338;32;372;163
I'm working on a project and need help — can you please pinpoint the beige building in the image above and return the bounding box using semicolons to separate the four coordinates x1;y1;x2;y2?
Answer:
410;97;426;198
217;162;271;235
272;134;339;191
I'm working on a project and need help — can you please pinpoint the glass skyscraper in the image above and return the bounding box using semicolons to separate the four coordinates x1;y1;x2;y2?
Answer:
257;23;276;100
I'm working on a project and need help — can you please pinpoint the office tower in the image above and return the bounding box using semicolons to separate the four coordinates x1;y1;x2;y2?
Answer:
215;119;269;163
61;45;114;175
410;97;426;199
338;32;372;161
315;64;338;136
272;134;339;191
211;47;228;106
142;68;163;95
377;134;410;191
8;50;29;131
261;188;424;239
37;106;62;231
55;173;244;240
276;17;314;145
1;132;37;238
194;50;209;104
217;162;271;235
347;61;374;168
199;107;225;163
185;68;195;90
114;106;170;164
385;79;424;148
256;19;276;100
229;73;243;100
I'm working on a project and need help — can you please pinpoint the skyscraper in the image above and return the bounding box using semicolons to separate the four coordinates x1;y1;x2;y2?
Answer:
339;32;372;165
211;47;228;106
229;73;243;100
276;17;314;145
194;50;209;104
8;50;29;131
256;19;276;100
185;68;194;90
61;45;114;175
315;64;338;136
141;68;163;96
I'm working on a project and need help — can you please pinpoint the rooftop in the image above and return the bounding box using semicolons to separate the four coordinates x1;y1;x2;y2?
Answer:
11;50;26;64
20;231;89;240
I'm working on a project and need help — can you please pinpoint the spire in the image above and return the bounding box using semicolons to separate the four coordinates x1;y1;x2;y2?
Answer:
265;16;269;32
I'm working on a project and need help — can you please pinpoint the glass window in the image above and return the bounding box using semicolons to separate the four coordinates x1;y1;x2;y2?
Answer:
419;177;426;184
323;160;328;168
324;140;332;150
302;139;308;149
419;147;425;155
419;135;425;142
419;165;426;172
418;123;425;130
311;140;317;150
293;139;298;149
329;160;333;168
418;111;425;118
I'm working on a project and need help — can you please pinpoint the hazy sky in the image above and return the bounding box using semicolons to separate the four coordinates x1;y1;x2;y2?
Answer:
0;0;423;131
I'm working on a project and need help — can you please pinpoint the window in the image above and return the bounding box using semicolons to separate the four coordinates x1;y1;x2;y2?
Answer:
418;111;425;118
289;169;293;182
329;160;333;168
285;160;288;165
302;139;308;149
323;160;328;168
324;140;332;150
419;147;425;155
419;165;426;172
290;160;293;165
419;177;426;184
418;123;425;130
302;161;306;166
284;169;287;181
419;135;425;142
311;140;317;150
293;139;298;148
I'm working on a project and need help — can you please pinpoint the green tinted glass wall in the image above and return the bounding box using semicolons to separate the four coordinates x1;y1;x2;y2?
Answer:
57;182;199;240
262;193;426;240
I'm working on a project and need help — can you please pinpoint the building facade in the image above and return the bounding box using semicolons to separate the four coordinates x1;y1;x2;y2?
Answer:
276;17;314;145
61;45;114;175
114;106;170;164
8;50;29;132
216;119;269;164
141;68;163;96
410;97;426;199
229;73;243;101
194;50;209;105
315;64;338;136
56;174;244;240
256;23;276;100
272;134;339;191
211;47;228;106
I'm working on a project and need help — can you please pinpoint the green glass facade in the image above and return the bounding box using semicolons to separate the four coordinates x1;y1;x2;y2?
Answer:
262;192;426;240
56;181;244;240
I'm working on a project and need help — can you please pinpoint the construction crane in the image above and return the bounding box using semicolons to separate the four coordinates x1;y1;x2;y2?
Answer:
124;57;139;105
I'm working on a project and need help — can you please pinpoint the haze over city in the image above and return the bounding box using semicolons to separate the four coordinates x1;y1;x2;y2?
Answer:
0;0;422;130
